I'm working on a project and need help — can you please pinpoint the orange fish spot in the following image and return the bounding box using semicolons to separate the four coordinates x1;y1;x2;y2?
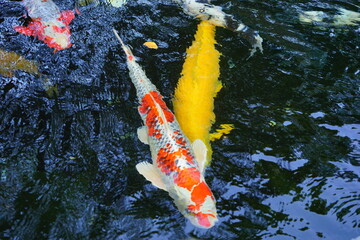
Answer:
191;181;213;206
156;146;195;175
187;204;199;212
157;148;180;174
174;168;200;190
52;25;66;33
153;129;162;139
195;212;215;228
138;91;175;138
58;10;75;26
14;21;44;36
176;137;186;146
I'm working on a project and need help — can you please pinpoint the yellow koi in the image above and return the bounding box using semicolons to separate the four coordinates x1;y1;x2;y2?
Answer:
173;21;222;166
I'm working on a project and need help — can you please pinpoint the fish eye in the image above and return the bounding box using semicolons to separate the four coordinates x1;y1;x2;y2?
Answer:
185;208;195;216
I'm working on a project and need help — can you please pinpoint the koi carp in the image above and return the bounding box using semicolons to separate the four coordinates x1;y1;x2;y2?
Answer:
113;29;218;229
173;20;221;166
173;0;263;55
14;0;75;51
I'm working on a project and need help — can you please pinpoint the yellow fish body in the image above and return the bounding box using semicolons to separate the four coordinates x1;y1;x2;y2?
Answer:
173;21;222;166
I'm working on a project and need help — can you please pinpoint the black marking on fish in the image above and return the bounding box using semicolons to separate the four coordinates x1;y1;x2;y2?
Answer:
224;15;240;31
224;15;259;46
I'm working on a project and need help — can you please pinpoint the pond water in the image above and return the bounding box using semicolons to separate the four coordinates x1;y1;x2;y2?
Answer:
0;0;359;239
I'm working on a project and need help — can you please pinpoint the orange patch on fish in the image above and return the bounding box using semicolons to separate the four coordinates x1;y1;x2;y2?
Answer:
174;168;200;190
191;181;214;206
175;136;187;146
52;25;66;33
58;10;75;25
152;129;162;139
157;147;195;175
157;148;181;174
138;91;174;138
195;212;216;228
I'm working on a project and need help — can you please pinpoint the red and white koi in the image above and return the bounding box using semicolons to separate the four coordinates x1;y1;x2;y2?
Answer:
113;29;218;228
14;0;75;51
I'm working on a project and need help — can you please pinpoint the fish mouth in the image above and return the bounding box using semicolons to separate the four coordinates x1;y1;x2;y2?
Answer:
188;211;218;229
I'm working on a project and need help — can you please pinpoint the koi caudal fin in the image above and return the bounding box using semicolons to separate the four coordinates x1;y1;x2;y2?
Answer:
112;29;134;60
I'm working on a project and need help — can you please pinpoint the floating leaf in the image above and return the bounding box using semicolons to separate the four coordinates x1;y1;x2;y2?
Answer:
269;121;277;127
143;41;158;49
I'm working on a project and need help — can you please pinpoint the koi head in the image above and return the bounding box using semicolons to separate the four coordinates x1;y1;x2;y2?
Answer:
172;181;218;229
185;195;218;229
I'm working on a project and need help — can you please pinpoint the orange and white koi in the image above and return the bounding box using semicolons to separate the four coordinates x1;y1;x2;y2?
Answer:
113;29;218;229
14;0;75;50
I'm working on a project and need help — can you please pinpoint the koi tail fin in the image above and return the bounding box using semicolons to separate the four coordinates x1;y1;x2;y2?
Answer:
113;29;135;60
223;15;263;56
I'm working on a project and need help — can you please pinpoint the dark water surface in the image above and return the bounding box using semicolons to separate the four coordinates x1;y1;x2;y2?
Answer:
1;0;359;239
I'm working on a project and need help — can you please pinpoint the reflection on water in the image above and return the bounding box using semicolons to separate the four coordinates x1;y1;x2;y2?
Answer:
261;175;359;239
1;0;359;239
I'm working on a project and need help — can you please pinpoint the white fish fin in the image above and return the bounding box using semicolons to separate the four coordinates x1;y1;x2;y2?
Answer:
137;126;149;144
192;139;208;173
136;162;167;191
113;29;134;58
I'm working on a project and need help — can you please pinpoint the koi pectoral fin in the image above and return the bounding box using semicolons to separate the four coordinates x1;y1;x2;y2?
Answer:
137;126;149;144
59;10;75;26
136;161;167;191
14;26;34;36
192;139;208;173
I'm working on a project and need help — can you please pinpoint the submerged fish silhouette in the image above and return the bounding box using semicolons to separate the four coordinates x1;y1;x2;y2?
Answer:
14;0;75;50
